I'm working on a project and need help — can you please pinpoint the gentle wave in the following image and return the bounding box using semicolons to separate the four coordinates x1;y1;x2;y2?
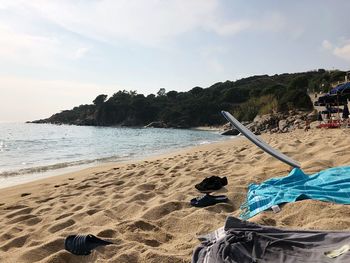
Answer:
0;155;134;177
0;123;227;179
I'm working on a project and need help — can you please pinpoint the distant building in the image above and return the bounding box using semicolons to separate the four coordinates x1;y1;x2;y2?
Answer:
346;71;350;82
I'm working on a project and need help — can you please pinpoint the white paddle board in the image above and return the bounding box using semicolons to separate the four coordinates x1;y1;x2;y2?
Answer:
221;111;301;168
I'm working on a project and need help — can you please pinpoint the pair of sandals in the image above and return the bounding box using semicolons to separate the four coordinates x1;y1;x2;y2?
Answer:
191;176;229;207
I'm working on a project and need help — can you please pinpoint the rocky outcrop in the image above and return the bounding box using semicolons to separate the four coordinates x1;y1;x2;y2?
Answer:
307;110;319;122
222;111;313;136
252;111;312;134
221;129;240;136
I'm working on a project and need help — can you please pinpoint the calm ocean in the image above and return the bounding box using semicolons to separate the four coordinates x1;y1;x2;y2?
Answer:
0;123;227;188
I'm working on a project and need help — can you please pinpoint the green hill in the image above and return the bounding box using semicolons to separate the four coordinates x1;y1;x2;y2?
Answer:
31;69;347;128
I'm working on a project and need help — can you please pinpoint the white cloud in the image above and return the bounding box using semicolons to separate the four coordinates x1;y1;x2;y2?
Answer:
323;39;350;61
334;43;350;61
0;24;93;67
207;11;286;37
26;0;220;46
0;0;288;69
211;20;252;36
322;40;333;50
0;25;60;66
0;1;95;67
21;1;285;45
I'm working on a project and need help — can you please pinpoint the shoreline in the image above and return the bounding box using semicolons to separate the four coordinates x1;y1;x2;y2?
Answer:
1;128;350;262
0;127;231;190
0;137;237;192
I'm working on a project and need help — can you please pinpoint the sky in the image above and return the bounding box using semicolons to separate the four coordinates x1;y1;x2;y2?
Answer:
1;0;350;122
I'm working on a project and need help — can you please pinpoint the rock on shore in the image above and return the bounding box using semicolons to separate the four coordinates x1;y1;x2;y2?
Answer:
222;110;318;135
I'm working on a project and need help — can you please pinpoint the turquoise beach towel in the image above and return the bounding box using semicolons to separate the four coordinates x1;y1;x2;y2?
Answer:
241;166;350;220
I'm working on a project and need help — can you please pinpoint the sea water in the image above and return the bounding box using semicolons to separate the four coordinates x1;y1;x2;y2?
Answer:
0;123;228;188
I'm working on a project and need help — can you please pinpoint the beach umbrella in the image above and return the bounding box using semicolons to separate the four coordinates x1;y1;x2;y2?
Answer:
330;82;350;95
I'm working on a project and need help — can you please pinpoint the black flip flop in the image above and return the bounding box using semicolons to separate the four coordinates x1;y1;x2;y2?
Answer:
64;234;113;255
190;194;228;207
195;176;228;192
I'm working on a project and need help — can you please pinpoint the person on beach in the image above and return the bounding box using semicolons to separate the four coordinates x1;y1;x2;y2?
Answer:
317;111;323;124
304;119;310;132
343;104;349;127
325;104;331;122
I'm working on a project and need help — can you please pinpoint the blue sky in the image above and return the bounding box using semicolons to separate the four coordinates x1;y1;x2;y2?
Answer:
1;0;350;122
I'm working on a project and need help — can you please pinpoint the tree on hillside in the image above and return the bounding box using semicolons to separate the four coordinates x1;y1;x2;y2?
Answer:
157;88;166;97
93;94;108;106
32;69;347;126
166;90;178;99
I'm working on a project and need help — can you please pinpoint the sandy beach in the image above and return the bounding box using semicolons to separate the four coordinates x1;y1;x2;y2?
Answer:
1;128;350;262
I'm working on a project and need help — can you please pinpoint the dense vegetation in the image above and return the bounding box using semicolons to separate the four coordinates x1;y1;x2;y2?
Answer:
32;69;347;128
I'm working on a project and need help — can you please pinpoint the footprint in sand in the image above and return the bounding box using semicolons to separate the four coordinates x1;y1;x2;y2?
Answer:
4;204;27;210
141;201;184;220
126;220;158;232
128;192;156;203
97;229;118;238
160;178;172;183
18;238;64;262
137;170;146;176
0;227;22;242
0;232;14;242
8;214;41;226
76;184;91;190
71;205;84;212
54;183;68;188
100;182;115;188
0;234;29;252
35;197;55;204
111;193;124;199
92;190;106;196
55;213;73;221
82;177;99;183
86;209;100;216
115;180;125;186
137;183;156;191
121;221;171;248
48;219;75;233
94;172;106;175
5;207;33;219
114;252;140;263
36;206;52;215
143;239;161;247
